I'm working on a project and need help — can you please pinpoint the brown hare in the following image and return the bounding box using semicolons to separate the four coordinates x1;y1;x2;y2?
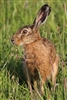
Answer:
11;4;59;99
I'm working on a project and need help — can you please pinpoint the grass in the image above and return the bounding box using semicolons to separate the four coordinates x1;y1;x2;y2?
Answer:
0;0;67;100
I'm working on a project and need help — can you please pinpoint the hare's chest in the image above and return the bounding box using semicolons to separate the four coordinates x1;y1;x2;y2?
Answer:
25;52;37;76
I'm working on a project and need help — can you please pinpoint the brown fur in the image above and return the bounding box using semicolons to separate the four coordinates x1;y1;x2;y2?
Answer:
11;4;59;97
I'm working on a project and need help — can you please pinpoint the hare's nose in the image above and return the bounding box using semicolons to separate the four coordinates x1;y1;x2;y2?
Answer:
11;38;14;43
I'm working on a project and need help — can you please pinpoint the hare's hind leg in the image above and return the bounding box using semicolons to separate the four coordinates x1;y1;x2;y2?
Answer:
52;54;59;91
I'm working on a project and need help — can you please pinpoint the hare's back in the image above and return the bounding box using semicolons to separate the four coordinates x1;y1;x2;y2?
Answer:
42;38;56;63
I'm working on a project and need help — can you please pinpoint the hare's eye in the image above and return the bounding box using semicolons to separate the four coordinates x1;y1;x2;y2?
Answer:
22;30;28;35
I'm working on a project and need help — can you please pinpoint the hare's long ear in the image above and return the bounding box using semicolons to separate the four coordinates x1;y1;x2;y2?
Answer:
33;4;51;28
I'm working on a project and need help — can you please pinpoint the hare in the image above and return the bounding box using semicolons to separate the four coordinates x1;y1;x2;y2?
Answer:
11;4;59;98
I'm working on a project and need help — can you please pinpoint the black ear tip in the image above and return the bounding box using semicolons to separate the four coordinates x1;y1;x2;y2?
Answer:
44;4;49;6
41;4;51;15
43;4;51;8
42;4;51;10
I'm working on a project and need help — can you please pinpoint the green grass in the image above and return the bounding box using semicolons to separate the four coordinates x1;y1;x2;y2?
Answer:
0;0;67;100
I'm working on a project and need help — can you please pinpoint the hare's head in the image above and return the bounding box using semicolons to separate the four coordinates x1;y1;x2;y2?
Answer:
11;4;51;46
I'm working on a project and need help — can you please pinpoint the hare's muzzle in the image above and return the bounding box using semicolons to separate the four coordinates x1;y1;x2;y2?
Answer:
11;37;15;44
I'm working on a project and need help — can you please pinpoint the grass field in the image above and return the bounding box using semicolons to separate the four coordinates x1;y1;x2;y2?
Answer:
0;0;67;100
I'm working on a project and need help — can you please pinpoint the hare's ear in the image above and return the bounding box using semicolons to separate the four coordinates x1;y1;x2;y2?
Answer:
33;4;51;28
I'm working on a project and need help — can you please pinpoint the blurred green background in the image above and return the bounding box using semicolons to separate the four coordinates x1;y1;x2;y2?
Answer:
0;0;67;100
